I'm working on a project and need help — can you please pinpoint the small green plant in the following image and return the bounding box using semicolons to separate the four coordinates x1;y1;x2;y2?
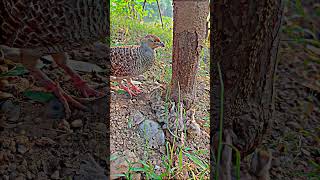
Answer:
295;160;320;179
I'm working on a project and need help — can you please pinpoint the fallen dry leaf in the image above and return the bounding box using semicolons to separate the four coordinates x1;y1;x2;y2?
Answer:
0;90;14;99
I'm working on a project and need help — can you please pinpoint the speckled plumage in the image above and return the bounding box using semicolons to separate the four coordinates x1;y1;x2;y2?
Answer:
111;45;154;78
0;0;109;118
0;0;108;54
109;35;165;97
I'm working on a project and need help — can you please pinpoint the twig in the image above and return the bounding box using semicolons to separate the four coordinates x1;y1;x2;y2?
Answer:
156;0;164;29
142;0;147;11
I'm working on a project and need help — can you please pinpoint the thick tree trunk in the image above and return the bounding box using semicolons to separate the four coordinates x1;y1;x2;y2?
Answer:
210;0;283;159
170;0;209;107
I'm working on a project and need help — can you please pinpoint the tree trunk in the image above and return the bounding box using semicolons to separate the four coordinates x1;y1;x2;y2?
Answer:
170;0;209;107
210;0;283;159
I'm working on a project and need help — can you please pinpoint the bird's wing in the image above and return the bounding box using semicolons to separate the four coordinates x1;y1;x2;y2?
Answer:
110;45;138;77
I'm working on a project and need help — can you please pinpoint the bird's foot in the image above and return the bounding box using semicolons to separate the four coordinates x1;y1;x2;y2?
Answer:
127;81;142;94
129;84;142;94
46;83;88;119
119;84;136;98
72;78;104;98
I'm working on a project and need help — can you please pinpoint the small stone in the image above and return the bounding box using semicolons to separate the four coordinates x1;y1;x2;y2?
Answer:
9;141;16;153
301;148;311;156
37;172;47;179
8;163;16;172
58;119;70;131
286;121;302;130
35;137;56;146
132;111;145;125
50;170;59;179
3;175;9;180
95;122;107;132
45;98;65;119
137;75;145;81
272;158;281;167
0;100;20;122
188;121;201;137
26;171;33;180
306;44;320;56
15;175;25;180
33;118;42;124
71;119;83;128
17;145;28;154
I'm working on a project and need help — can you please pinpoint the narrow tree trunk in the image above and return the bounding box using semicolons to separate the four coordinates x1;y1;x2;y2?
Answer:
210;0;283;159
170;0;209;107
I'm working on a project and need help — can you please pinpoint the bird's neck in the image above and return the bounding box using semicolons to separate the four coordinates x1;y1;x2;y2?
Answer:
139;42;155;67
140;42;154;51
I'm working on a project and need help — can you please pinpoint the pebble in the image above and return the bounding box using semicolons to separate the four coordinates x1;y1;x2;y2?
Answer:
58;119;70;131
132;111;145;125
37;172;48;179
8;163;16;172
286;121;302;130
33;118;42;124
272;157;281;167
95;122;107;132
45;98;65;119
301;148;311;156
9;141;16;153
26;171;33;180
17;144;28;154
50;170;60;179
188;121;201;137
0;100;20;122
71;119;83;128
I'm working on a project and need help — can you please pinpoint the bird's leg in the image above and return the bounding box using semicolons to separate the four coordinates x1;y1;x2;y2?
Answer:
52;53;103;98
118;80;136;97
19;49;87;119
30;68;87;118
127;78;142;93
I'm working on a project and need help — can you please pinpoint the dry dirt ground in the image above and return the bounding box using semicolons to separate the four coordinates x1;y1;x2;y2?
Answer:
109;64;210;179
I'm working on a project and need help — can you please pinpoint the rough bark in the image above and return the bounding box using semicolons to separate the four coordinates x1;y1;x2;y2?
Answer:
210;0;283;160
170;0;209;107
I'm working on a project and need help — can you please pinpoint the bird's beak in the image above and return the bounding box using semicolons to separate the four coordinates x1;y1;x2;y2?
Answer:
158;42;165;47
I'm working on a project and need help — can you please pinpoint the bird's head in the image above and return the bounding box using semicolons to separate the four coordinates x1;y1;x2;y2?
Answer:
141;35;165;49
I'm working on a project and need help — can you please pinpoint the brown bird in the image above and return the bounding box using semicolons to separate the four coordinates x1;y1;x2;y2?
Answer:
0;0;108;118
109;34;165;97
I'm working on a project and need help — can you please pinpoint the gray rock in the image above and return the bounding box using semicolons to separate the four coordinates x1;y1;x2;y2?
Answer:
50;170;60;180
17;145;28;154
138;120;165;149
71;119;83;128
0;100;20;122
45;98;65;119
132;111;145;125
